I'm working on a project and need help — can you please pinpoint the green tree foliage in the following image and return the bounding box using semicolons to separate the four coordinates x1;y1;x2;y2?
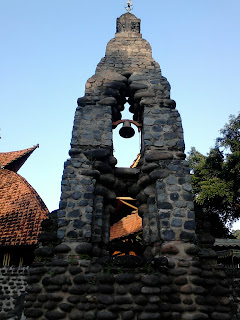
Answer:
232;230;240;239
188;113;240;237
216;114;240;152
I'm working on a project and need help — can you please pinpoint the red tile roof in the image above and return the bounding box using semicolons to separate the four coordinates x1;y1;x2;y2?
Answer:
0;169;49;246
0;145;39;172
110;211;142;241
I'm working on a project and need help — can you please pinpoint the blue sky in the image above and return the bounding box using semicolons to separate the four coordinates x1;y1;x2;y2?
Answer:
1;1;240;218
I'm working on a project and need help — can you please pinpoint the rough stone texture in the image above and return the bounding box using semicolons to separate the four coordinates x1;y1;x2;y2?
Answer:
0;266;28;319
23;10;237;320
57;11;196;248
24;257;237;320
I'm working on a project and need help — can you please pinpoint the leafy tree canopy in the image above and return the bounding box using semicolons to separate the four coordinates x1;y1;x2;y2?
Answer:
232;229;240;239
188;113;240;237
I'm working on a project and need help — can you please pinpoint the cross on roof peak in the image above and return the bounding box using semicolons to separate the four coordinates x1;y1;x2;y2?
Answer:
125;0;133;12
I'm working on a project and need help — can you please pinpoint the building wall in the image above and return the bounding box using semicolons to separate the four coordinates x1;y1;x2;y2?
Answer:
0;266;28;320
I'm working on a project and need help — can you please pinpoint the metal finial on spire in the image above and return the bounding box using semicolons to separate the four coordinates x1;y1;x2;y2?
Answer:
125;0;133;12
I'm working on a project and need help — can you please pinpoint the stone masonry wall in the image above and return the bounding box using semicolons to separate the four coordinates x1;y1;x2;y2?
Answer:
23;244;233;320
0;266;28;320
24;11;234;320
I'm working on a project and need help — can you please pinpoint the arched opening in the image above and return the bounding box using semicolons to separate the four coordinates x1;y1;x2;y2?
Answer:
113;102;141;167
108;79;145;257
110;104;143;256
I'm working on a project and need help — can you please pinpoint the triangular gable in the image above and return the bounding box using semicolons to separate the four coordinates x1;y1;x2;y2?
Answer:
0;145;39;172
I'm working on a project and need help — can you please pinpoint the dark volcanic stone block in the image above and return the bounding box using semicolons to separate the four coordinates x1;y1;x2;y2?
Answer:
54;243;71;253
94;162;113;174
211;286;230;296
98;294;114;305
145;151;173;161
122;311;134;320
99;284;114;294
99;97;117;105
45;301;58;310
135;295;148;305
45;285;62;292
141;287;160;294
45;311;66;320
68;284;89;294
70;311;84;320
69;266;83;275
162;229;175;241
129;82;148;90
115;296;133;304
27;275;41;284
117;285;127;295
26;285;42;294
129;283;143;295
128;184;141;196
168;294;181;304
104;81;126;90
76;243;93;254
67;295;81;304
73;274;88;284
180;231;195;241
103;88;121;97
141;275;160;287
24;309;43;318
77;96;93;106
97;310;115;320
171;218;182;228
95;185;115;200
52;259;69;267
211;313;231;320
185;244;199;255
46;294;63;302
158;202;173;210
85;311;96;320
154;256;168;267
34;247;54;257
149;169;169;180
115;273;134;284
99;174;115;186
108;304;121;312
142;163;159;173
84;149;110;160
138;312;161;320
114;167;139;178
184;220;196;230
37;294;48;302
145;304;159;312
98;274;115;284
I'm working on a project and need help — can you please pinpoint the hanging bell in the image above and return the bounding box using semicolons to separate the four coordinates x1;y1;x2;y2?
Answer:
119;120;135;138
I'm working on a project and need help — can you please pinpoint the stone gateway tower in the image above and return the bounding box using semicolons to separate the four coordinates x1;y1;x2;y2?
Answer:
25;12;232;320
59;12;195;253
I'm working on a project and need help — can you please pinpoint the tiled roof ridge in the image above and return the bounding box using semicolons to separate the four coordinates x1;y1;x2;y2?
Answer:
0;144;39;169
